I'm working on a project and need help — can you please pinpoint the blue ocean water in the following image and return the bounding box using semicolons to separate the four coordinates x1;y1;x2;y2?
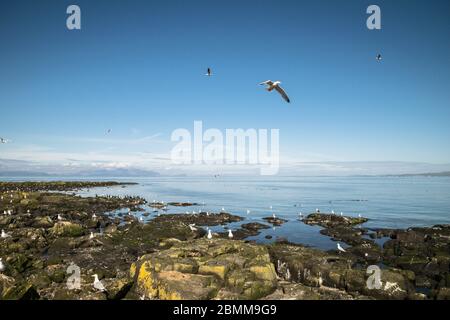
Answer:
4;176;450;250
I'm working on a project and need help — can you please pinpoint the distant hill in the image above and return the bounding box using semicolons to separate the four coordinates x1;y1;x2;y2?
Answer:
393;171;450;177
0;168;161;178
0;171;51;177
75;168;161;177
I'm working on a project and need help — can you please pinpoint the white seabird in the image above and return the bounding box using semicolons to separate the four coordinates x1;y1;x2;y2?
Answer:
0;138;9;144
93;274;106;292
90;232;95;239
0;258;5;272
247;210;251;214
228;229;233;239
57;214;63;221
376;54;382;62
1;229;10;238
92;213;97;219
207;229;213;239
189;224;197;232
259;80;291;103
337;243;346;253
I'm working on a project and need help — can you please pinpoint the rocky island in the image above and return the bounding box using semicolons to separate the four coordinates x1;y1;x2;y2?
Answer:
0;181;449;300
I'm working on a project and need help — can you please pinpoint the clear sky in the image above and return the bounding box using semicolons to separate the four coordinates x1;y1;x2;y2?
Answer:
0;0;449;175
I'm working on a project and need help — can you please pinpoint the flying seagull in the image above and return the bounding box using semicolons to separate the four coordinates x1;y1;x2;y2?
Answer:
376;54;382;62
260;80;290;103
0;138;9;144
205;67;212;76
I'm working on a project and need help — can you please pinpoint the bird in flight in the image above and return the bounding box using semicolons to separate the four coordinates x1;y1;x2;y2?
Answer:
0;138;9;144
376;54;382;62
205;67;212;77
260;80;290;103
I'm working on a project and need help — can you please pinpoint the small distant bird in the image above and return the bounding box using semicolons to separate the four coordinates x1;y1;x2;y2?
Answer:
107;129;112;134
1;229;10;238
259;80;291;103
299;212;303;218
247;210;251;214
316;208;320;213
57;214;63;221
221;207;225;212
92;213;97;219
331;210;335;214
337;243;346;253
207;229;213;239
90;232;95;239
0;258;5;272
205;67;212;76
139;216;144;222
189;224;197;232
92;275;106;292
340;212;343;217
0;138;9;144
228;230;234;239
206;212;210;216
364;253;369;258
272;213;277;219
376;54;382;62
358;214;362;218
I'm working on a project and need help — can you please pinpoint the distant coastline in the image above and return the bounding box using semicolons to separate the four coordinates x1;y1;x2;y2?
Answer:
386;171;450;177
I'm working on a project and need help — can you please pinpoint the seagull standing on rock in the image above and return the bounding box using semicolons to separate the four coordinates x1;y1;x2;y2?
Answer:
337;243;346;253
93;275;106;292
90;232;95;239
259;80;291;103
228;230;234;239
0;258;5;272
1;229;10;238
207;229;213;239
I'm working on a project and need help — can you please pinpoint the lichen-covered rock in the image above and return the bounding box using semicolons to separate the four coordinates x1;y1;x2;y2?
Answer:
267;243;416;300
51;221;84;237
303;213;368;228
2;283;40;300
131;239;278;300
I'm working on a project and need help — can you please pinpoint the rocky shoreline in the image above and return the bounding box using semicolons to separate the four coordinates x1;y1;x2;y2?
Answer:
1;181;449;300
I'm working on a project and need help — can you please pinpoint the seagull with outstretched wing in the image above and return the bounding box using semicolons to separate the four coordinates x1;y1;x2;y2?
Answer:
259;80;290;103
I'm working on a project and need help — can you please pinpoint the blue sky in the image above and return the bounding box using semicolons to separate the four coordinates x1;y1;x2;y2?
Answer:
0;0;449;175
